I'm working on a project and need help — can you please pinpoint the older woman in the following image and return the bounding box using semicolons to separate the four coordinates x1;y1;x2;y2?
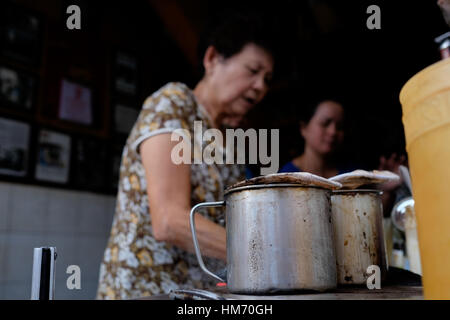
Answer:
97;11;283;299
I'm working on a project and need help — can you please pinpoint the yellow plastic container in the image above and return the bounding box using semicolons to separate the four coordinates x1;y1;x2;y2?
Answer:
400;58;450;299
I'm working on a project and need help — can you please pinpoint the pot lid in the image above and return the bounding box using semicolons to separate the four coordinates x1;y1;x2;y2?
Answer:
225;172;342;192
329;169;400;189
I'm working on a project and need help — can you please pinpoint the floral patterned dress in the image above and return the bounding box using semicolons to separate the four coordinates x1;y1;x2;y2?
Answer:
96;82;245;300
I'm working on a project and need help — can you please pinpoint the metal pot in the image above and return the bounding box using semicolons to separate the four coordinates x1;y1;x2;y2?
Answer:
190;183;337;294
331;189;388;285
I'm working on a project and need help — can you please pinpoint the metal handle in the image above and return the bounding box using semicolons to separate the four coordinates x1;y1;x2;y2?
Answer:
189;201;225;282
399;165;413;195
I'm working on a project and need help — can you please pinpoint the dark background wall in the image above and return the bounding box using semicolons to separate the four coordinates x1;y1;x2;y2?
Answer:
0;0;448;190
242;0;448;172
0;0;196;194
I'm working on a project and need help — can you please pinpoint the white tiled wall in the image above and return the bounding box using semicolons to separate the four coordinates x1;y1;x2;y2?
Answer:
0;182;116;300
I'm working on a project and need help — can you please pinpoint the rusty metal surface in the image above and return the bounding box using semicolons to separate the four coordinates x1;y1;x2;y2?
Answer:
332;189;383;196
219;285;423;300
331;190;388;285
224;183;324;196
225;172;342;192
224;186;337;293
134;285;423;300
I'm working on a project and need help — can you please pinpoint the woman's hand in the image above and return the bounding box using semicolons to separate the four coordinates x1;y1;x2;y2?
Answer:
378;152;407;191
377;152;408;216
140;133;227;261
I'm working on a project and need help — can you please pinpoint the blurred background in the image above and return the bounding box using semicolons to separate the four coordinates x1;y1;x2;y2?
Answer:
0;0;447;299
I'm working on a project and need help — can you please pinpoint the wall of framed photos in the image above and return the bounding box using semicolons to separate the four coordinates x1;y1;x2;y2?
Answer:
0;0;196;195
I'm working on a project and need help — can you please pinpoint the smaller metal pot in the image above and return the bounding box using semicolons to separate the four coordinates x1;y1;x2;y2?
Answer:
331;189;388;285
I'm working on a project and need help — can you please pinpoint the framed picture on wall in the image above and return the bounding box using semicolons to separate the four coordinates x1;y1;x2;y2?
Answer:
58;78;93;125
35;129;71;184
113;51;138;97
0;117;30;177
0;65;36;111
0;3;42;66
113;103;140;135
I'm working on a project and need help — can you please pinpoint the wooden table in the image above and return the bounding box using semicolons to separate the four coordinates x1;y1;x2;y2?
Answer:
217;285;423;300
138;285;422;300
138;267;423;300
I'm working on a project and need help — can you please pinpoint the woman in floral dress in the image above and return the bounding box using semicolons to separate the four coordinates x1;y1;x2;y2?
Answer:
97;11;284;299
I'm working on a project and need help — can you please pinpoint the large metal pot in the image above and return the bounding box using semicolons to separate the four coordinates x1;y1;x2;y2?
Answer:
331;189;388;285
190;183;337;294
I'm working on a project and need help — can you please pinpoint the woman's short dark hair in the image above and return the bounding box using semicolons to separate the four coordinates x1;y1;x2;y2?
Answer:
300;94;346;125
197;6;289;81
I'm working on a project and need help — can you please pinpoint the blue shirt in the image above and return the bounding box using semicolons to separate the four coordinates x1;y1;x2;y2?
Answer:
279;161;356;175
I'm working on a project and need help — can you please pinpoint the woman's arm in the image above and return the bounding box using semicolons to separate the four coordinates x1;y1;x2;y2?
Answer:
140;133;227;261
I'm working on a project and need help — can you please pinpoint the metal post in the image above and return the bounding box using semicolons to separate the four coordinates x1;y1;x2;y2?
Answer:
31;247;57;300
